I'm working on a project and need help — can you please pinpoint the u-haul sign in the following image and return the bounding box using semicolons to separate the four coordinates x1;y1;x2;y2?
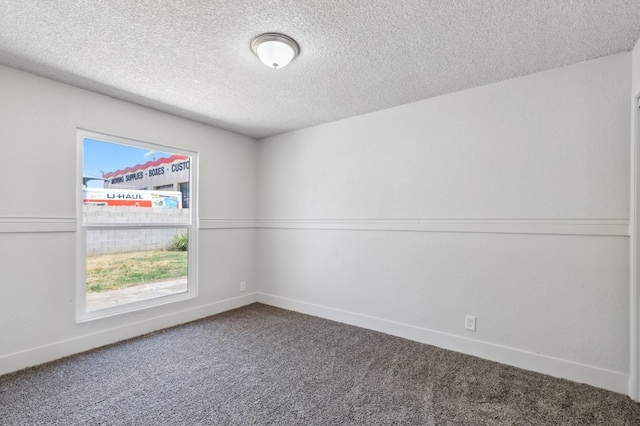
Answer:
83;188;182;208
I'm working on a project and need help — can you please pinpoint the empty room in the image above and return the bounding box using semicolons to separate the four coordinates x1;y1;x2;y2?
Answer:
1;1;640;424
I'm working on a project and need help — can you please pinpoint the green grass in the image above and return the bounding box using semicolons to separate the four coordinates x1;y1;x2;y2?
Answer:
87;250;188;293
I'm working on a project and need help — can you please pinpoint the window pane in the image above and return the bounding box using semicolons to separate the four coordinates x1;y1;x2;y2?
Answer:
179;182;190;208
83;138;190;224
85;228;189;312
82;204;190;225
80;132;196;318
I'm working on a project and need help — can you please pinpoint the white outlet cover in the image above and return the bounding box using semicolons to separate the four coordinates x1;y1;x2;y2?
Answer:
465;315;476;331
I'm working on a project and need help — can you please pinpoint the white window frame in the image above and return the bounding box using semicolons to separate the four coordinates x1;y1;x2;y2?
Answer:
76;129;198;322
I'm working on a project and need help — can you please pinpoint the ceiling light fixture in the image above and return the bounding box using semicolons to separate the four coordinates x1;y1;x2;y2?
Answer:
251;33;299;69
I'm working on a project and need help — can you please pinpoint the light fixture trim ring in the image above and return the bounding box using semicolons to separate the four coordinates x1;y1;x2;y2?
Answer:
251;33;300;58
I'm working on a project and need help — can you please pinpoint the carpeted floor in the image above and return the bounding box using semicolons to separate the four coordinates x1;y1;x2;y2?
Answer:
1;303;639;425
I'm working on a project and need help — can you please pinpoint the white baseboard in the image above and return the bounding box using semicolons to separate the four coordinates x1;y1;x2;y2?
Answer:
0;293;258;376
257;293;629;395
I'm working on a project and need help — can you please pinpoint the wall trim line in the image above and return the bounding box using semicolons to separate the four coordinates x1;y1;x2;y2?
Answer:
0;217;76;233
257;218;629;236
0;293;258;376
257;293;629;395
199;218;258;229
1;217;629;236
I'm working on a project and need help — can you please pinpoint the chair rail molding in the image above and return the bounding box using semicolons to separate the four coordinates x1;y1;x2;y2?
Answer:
3;216;628;237
0;217;76;233
257;218;629;237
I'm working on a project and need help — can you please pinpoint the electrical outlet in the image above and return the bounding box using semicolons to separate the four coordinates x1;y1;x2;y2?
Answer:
240;281;246;292
465;315;476;331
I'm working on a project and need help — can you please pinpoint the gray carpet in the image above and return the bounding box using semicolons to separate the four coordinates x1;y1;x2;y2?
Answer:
1;303;639;425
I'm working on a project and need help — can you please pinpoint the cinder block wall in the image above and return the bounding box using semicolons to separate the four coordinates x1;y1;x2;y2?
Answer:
84;205;189;255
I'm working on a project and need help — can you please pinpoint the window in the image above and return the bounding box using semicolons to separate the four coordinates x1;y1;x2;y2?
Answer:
179;182;190;208
154;184;174;190
77;130;197;321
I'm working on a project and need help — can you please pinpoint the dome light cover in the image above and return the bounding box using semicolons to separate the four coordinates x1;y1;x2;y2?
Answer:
251;33;299;69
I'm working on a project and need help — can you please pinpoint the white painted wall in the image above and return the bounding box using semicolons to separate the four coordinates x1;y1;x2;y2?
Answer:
629;38;640;400
633;40;640;98
0;50;634;395
257;53;632;393
0;65;258;372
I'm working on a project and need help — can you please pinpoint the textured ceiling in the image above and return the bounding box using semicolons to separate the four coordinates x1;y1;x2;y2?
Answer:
0;1;639;139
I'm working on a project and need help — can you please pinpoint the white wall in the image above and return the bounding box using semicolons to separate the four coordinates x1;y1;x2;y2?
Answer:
257;53;632;393
0;50;634;395
0;65;258;373
630;37;640;400
633;40;640;98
